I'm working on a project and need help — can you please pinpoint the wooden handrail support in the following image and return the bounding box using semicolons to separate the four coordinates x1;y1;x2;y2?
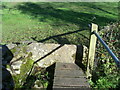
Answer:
86;23;98;78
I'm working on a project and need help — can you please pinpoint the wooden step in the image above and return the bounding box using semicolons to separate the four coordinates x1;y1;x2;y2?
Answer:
53;77;89;87
53;62;90;88
55;62;81;70
54;69;86;78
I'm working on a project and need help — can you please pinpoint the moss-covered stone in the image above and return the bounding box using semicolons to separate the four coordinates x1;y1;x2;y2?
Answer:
7;43;81;89
12;52;34;88
4;43;57;89
9;45;49;89
6;64;11;69
9;45;35;88
21;45;29;54
10;46;21;54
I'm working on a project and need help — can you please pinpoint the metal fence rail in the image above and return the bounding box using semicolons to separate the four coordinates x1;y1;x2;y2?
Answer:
93;31;120;68
87;23;120;77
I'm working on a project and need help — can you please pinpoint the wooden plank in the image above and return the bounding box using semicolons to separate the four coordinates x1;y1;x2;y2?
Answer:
53;77;89;87
53;62;90;88
87;23;98;77
54;69;86;78
53;86;91;89
55;62;81;70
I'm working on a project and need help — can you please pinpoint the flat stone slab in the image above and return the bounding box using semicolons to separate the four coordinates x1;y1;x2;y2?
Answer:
5;42;88;68
27;43;77;67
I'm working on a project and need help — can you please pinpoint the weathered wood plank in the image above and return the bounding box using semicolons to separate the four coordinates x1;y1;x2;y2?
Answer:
53;86;91;89
87;23;98;77
53;77;89;87
55;62;81;70
53;62;90;88
54;69;86;78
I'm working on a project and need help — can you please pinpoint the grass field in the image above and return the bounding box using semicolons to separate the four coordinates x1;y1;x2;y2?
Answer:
2;2;118;46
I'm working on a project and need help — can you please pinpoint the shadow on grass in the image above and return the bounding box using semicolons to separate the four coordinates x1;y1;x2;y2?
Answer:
15;2;117;46
17;2;116;27
75;2;118;16
31;28;89;45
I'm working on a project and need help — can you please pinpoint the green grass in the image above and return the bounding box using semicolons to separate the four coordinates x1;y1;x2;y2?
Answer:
2;2;118;46
2;2;119;89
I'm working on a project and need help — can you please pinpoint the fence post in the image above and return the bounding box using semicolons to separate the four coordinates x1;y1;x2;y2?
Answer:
86;23;98;78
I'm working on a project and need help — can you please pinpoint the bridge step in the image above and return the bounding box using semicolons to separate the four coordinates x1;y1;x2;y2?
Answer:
53;62;90;89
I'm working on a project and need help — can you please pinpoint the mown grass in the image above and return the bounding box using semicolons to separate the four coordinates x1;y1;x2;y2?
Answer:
2;2;118;46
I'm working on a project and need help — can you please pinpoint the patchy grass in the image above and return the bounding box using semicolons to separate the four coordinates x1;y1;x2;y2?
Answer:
2;2;118;46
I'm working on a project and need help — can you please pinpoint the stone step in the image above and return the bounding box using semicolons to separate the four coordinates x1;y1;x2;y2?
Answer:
27;43;78;68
